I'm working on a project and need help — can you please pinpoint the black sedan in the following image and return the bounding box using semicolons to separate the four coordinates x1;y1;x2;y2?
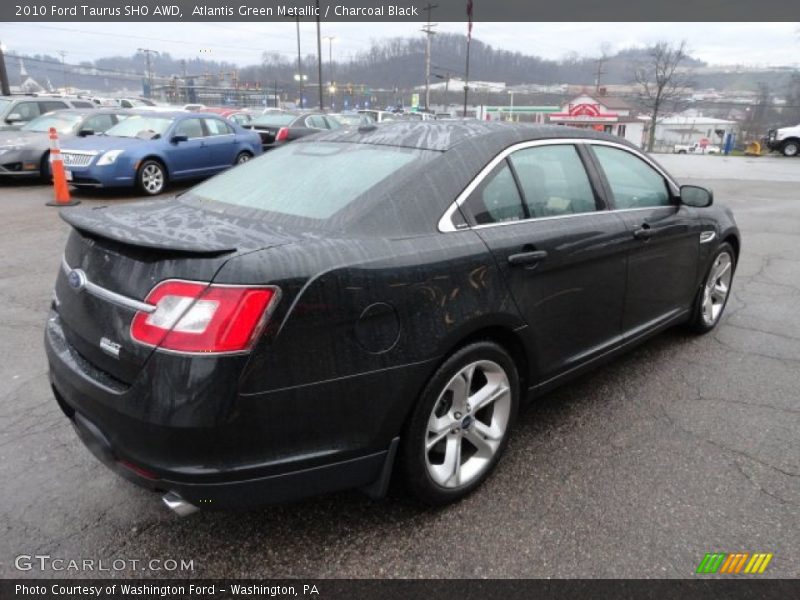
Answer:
45;122;740;513
245;111;340;148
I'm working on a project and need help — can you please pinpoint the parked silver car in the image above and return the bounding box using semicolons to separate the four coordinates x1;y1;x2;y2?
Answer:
0;109;131;179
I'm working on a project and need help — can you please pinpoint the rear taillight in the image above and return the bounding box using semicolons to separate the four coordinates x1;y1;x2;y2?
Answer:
130;280;280;354
275;127;289;142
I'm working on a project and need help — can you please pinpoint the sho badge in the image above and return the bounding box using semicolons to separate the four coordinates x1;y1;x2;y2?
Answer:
100;337;121;359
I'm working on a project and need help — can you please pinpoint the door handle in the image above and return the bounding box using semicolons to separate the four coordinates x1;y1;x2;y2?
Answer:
508;250;549;266
633;224;652;240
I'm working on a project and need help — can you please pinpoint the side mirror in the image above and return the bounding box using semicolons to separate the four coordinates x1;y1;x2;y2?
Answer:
6;113;22;123
171;134;188;144
680;185;713;208
77;129;95;137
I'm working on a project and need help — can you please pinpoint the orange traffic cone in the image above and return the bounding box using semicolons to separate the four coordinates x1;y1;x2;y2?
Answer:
46;127;80;207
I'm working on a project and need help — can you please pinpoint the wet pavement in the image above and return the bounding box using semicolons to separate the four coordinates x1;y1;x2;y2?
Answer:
1;155;798;578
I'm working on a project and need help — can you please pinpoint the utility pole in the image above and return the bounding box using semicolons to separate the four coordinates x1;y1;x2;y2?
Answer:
295;17;304;107
315;0;323;110
137;48;159;98
57;51;68;94
594;56;606;94
323;35;336;108
0;42;11;96
421;3;438;112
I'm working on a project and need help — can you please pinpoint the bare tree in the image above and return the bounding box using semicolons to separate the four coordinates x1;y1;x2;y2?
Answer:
635;41;691;152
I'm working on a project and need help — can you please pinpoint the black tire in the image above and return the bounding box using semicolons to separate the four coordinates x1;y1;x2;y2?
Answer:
136;159;167;196
686;242;736;334
398;341;519;505
782;140;799;157
234;151;253;165
39;152;51;183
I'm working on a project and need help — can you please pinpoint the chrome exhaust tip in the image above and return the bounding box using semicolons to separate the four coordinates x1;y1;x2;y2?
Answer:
162;492;199;517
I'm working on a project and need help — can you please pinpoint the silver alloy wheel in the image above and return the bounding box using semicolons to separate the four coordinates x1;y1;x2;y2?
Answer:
236;152;251;164
141;163;164;194
784;142;799;157
701;251;733;326
425;360;512;489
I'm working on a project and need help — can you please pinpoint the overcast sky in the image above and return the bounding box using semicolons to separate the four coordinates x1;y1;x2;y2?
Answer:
1;22;798;68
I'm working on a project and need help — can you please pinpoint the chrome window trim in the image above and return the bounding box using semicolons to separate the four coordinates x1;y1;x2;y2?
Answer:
61;256;155;314
437;138;680;233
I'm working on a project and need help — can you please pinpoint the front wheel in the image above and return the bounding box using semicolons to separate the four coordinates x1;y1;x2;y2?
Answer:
137;160;167;196
782;141;799;157
687;242;736;333
399;341;519;505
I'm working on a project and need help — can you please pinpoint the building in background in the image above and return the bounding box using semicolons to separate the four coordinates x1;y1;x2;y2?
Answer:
548;93;645;146
649;114;739;152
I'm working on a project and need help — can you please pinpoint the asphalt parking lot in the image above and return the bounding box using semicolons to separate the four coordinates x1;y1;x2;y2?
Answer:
0;154;798;579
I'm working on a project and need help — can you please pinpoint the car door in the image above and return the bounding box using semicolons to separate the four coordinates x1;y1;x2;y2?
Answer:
588;143;701;337
202;117;238;170
460;142;630;380
166;117;211;178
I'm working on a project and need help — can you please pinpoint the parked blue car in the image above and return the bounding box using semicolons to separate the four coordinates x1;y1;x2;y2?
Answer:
58;111;263;195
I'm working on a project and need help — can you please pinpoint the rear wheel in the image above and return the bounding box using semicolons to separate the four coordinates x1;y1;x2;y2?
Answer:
782;140;799;157
399;341;519;505
687;243;735;333
234;151;253;165
137;160;166;195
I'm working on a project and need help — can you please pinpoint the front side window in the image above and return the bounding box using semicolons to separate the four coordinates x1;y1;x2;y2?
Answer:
592;145;672;209
461;161;526;226
12;102;40;121
174;118;205;139
40;101;68;113
509;145;598;217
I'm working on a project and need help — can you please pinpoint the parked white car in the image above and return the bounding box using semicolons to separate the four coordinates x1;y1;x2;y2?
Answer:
674;142;720;154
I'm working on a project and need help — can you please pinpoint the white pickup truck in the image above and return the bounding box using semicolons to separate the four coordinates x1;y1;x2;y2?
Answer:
673;142;721;154
766;124;800;157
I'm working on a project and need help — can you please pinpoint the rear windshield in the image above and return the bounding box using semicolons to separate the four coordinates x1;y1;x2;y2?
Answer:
251;113;297;127
104;115;173;138
185;141;435;220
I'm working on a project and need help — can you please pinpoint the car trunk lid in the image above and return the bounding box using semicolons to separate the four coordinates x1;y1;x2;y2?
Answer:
55;200;297;384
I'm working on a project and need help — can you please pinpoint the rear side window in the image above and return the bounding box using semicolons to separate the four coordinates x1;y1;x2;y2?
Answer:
509;145;598;217
40;101;68;113
187;142;434;220
305;115;328;129
70;101;94;108
592;145;671;209
462;161;525;225
204;118;233;135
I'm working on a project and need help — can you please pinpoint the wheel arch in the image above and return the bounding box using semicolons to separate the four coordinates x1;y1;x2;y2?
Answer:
721;232;740;262
138;154;169;178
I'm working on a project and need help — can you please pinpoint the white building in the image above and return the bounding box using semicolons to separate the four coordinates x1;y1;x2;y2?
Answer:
652;115;738;151
548;93;645;147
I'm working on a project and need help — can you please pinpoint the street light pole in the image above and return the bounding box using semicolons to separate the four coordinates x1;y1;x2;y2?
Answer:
58;50;68;94
508;90;514;122
421;3;438;112
323;35;336;108
315;0;323;111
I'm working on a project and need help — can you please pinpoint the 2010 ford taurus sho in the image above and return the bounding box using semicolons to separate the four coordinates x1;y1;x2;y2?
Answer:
45;121;740;514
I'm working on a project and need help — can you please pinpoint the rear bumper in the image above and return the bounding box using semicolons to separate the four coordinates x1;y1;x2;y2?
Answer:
45;309;428;508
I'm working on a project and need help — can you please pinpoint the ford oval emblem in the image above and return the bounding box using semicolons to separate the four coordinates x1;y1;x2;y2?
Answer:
67;269;86;292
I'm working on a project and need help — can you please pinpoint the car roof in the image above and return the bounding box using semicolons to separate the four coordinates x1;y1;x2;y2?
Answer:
305;121;635;153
